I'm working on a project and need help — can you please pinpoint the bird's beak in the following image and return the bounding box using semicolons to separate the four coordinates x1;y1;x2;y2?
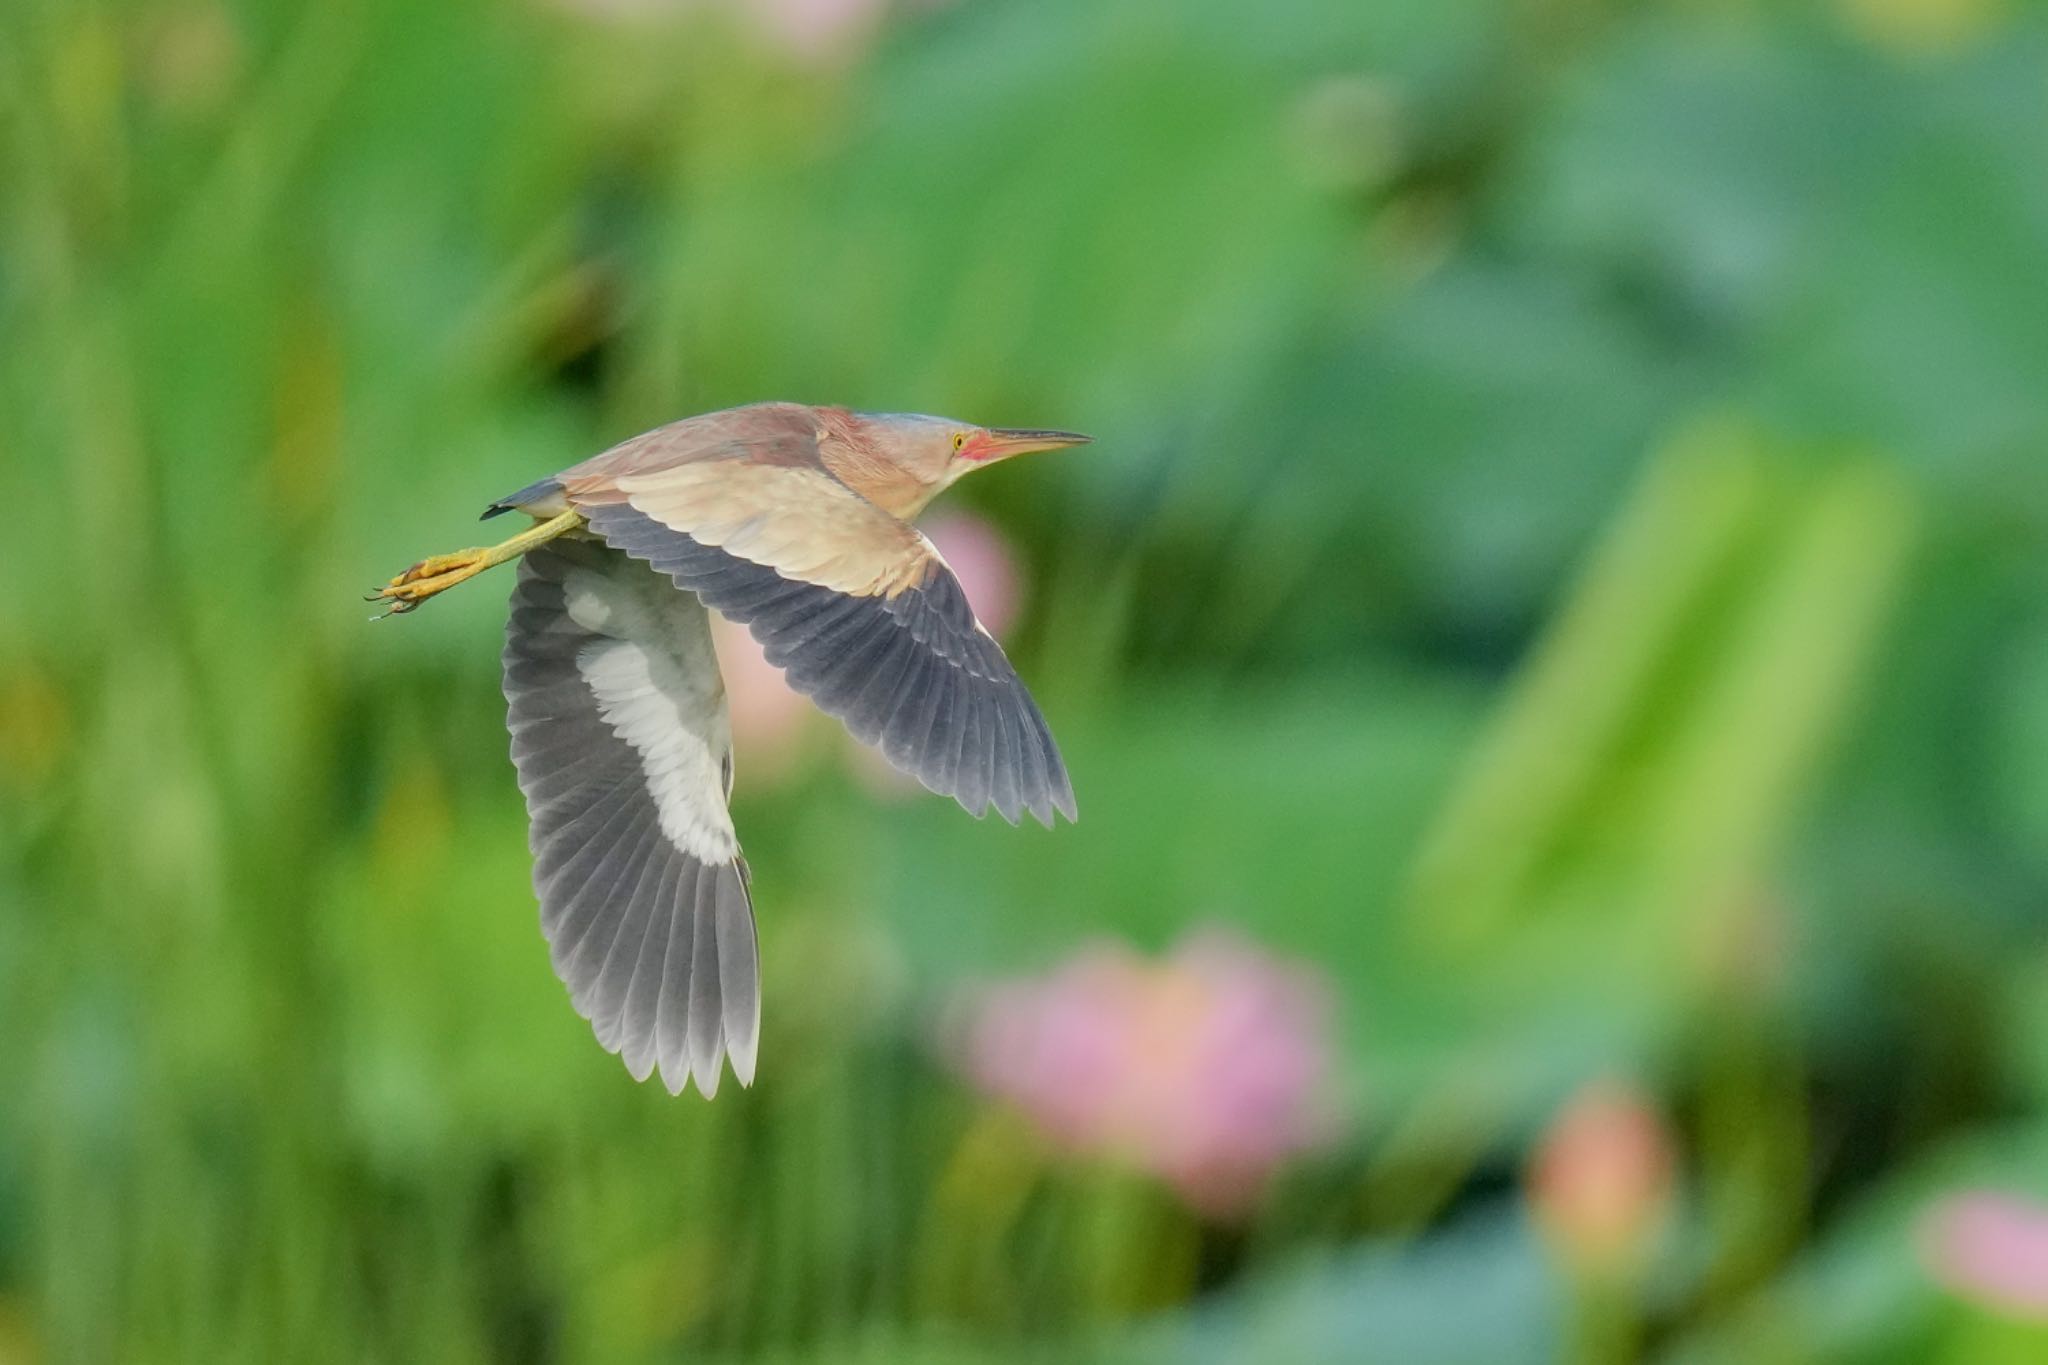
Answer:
961;428;1094;464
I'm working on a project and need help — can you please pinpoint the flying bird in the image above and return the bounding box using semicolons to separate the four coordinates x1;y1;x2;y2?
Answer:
369;402;1088;1098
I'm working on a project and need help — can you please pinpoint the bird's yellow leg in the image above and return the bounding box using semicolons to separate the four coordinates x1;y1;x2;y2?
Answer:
369;509;584;616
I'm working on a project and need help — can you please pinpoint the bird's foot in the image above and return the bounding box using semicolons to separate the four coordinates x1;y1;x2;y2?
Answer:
367;549;489;617
363;511;586;620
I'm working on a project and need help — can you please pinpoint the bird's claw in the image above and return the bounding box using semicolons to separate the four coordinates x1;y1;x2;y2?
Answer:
365;593;421;620
388;550;488;588
366;549;488;617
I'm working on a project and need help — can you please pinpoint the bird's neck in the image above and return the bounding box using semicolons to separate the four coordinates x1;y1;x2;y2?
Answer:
817;412;940;522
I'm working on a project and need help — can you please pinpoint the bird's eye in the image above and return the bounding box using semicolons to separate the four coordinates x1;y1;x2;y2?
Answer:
952;432;967;452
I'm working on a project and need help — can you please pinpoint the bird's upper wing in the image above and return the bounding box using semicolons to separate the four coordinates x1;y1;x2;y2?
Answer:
564;460;1075;827
503;537;758;1097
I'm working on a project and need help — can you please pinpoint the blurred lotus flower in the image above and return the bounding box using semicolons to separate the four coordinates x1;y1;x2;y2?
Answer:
849;510;1026;799
743;0;889;64
711;613;817;783
544;0;890;64
1527;1080;1677;1279
716;507;1026;792
1921;1191;2048;1320
921;512;1023;640
950;929;1341;1218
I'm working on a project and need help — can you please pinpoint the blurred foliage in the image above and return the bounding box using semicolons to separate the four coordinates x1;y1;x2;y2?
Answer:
4;0;2048;1360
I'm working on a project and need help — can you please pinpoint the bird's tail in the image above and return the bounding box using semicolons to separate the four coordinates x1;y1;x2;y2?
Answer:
481;477;566;520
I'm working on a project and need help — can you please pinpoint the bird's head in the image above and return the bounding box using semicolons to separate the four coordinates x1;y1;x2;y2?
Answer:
853;412;1092;511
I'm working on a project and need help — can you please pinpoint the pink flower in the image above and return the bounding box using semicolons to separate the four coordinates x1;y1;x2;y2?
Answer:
951;929;1341;1217
714;508;1028;794
742;0;888;64
541;0;889;64
1527;1080;1677;1278
1921;1191;2048;1320
847;510;1027;799
711;613;817;784
920;512;1022;640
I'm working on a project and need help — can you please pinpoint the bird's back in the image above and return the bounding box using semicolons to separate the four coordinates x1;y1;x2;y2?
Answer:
572;402;836;481
484;402;843;522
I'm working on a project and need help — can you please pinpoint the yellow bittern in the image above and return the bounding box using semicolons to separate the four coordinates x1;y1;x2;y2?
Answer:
370;402;1088;1097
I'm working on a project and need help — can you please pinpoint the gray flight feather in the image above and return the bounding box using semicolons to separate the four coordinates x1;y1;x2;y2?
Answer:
503;539;760;1096
582;501;1076;827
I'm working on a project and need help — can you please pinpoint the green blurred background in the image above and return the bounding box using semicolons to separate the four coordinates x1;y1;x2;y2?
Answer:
6;0;2048;1359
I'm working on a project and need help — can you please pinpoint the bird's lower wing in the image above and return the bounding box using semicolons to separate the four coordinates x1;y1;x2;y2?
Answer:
503;538;758;1097
577;491;1076;827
